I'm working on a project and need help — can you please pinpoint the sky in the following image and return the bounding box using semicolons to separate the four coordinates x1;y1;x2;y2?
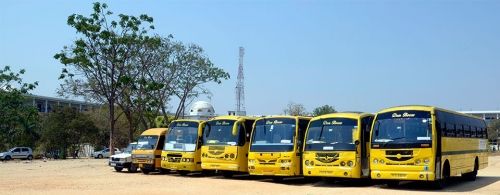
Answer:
1;0;500;115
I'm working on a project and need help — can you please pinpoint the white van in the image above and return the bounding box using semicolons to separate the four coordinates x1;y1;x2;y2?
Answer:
0;147;33;160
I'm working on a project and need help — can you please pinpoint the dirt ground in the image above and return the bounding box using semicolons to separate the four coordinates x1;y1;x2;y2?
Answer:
0;156;499;195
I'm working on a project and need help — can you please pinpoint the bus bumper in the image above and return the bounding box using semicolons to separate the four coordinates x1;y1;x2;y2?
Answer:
370;170;436;181
162;161;201;172
248;165;296;176
201;162;240;171
303;167;359;178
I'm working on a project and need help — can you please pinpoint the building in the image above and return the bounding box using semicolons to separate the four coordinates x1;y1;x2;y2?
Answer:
459;110;500;123
24;94;100;113
184;101;215;120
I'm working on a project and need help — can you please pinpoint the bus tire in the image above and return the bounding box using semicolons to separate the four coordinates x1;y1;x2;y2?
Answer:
463;158;478;181
434;160;451;189
272;177;284;182
159;168;170;174
178;170;189;176
222;171;234;178
386;181;399;188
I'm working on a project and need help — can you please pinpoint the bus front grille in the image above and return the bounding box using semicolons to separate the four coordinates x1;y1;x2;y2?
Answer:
385;150;413;156
315;153;339;163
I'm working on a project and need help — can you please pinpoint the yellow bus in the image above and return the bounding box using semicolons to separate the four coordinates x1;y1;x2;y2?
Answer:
248;116;311;180
201;116;256;177
370;105;488;188
302;113;374;179
161;119;205;176
132;128;168;174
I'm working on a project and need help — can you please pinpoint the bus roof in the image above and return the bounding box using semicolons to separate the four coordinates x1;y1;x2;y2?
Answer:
311;112;373;121
170;119;204;123
141;128;168;136
377;105;484;120
255;115;312;121
211;115;257;121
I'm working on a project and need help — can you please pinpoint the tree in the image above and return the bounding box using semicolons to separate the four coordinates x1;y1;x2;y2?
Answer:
283;102;308;116
0;66;39;150
54;2;156;154
312;105;337;116
172;43;229;119
488;119;500;142
40;107;99;158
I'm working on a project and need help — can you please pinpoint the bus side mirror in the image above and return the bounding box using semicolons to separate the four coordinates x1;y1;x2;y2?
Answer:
354;140;360;145
232;120;242;136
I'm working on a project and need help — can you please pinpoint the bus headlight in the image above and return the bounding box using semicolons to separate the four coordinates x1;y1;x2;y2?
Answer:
280;160;291;167
340;161;346;166
424;159;430;164
305;160;310;166
415;159;421;165
347;161;354;167
224;154;229;158
230;153;235;159
248;159;255;165
373;159;378;164
379;159;384;164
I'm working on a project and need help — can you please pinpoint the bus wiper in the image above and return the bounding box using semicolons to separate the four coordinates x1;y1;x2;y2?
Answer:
318;125;326;142
380;137;406;147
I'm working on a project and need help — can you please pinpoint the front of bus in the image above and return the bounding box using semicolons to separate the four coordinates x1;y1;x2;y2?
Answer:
370;107;436;181
303;115;362;178
132;128;167;174
161;120;203;174
248;117;300;176
201;116;248;174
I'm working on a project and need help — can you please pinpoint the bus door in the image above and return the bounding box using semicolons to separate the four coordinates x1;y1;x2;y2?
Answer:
361;116;373;177
297;119;309;174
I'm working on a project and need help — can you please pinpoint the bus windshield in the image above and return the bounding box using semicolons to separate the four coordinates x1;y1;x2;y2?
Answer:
203;120;238;146
164;121;200;151
250;118;296;152
136;135;158;150
372;111;432;148
305;118;358;151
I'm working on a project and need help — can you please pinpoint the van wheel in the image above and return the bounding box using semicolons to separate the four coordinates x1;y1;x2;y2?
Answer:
97;154;103;159
114;167;123;172
128;164;138;173
5;156;11;161
27;155;33;160
141;169;150;174
463;158;478;181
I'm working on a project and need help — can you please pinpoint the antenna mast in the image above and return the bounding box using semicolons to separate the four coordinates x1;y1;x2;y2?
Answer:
235;47;246;116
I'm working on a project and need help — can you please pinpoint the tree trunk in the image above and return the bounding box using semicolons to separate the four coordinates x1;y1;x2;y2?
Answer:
109;100;115;155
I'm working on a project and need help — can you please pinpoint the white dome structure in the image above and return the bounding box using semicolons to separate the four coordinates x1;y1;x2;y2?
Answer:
188;101;215;119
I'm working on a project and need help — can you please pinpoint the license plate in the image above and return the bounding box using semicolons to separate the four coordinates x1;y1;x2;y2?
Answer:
110;163;116;166
391;173;407;178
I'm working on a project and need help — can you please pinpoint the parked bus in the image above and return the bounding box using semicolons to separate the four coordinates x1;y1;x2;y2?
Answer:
370;105;488;188
302;113;374;179
161;119;205;175
201;116;256;177
132;128;168;174
248;116;311;180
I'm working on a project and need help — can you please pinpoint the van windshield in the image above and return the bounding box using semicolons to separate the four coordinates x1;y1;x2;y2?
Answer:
250;118;296;152
203;120;238;146
136;135;158;150
305;118;358;151
164;121;200;151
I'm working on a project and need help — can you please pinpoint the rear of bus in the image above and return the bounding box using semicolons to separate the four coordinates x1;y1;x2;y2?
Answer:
303;113;373;179
200;116;255;177
161;120;204;175
248;116;310;178
370;106;436;184
132;128;167;174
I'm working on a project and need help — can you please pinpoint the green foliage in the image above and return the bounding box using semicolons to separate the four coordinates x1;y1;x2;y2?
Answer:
154;115;175;128
40;107;99;158
312;105;337;116
488;119;500;141
283;102;308;116
0;66;39;151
